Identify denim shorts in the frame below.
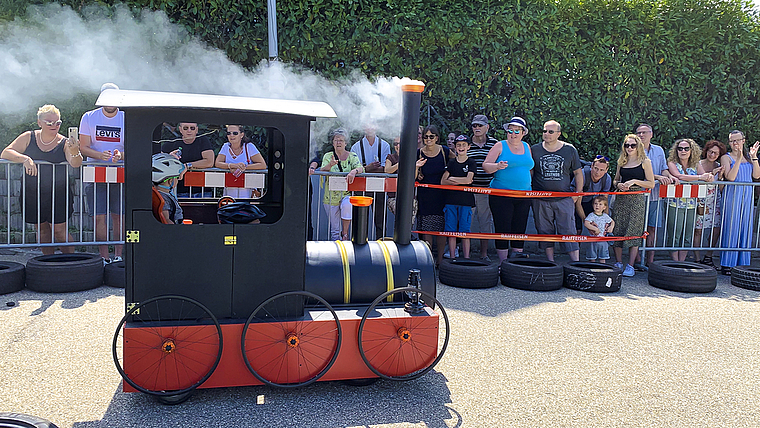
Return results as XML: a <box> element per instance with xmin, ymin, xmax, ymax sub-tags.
<box><xmin>444</xmin><ymin>204</ymin><xmax>473</xmax><ymax>233</ymax></box>
<box><xmin>586</xmin><ymin>241</ymin><xmax>610</xmax><ymax>260</ymax></box>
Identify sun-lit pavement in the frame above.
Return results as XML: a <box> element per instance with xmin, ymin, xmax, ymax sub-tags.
<box><xmin>1</xmin><ymin>249</ymin><xmax>759</xmax><ymax>428</ymax></box>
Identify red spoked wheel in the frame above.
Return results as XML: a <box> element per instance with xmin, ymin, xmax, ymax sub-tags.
<box><xmin>241</xmin><ymin>291</ymin><xmax>341</xmax><ymax>388</ymax></box>
<box><xmin>358</xmin><ymin>287</ymin><xmax>449</xmax><ymax>381</ymax></box>
<box><xmin>112</xmin><ymin>295</ymin><xmax>223</xmax><ymax>400</ymax></box>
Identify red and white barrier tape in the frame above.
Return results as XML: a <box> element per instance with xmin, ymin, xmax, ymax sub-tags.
<box><xmin>659</xmin><ymin>184</ymin><xmax>708</xmax><ymax>198</ymax></box>
<box><xmin>327</xmin><ymin>176</ymin><xmax>397</xmax><ymax>193</ymax></box>
<box><xmin>415</xmin><ymin>183</ymin><xmax>649</xmax><ymax>198</ymax></box>
<box><xmin>183</xmin><ymin>171</ymin><xmax>265</xmax><ymax>189</ymax></box>
<box><xmin>82</xmin><ymin>166</ymin><xmax>124</xmax><ymax>183</ymax></box>
<box><xmin>415</xmin><ymin>230</ymin><xmax>648</xmax><ymax>243</ymax></box>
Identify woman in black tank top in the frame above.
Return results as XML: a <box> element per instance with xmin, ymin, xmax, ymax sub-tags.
<box><xmin>1</xmin><ymin>105</ymin><xmax>82</xmax><ymax>254</ymax></box>
<box><xmin>610</xmin><ymin>134</ymin><xmax>655</xmax><ymax>275</ymax></box>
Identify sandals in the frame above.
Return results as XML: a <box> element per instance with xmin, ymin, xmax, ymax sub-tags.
<box><xmin>699</xmin><ymin>256</ymin><xmax>718</xmax><ymax>270</ymax></box>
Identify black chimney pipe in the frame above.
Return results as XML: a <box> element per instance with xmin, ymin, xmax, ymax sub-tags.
<box><xmin>393</xmin><ymin>82</ymin><xmax>424</xmax><ymax>245</ymax></box>
<box><xmin>350</xmin><ymin>196</ymin><xmax>372</xmax><ymax>245</ymax></box>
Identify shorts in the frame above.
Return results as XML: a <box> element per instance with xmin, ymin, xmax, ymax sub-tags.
<box><xmin>85</xmin><ymin>183</ymin><xmax>124</xmax><ymax>216</ymax></box>
<box><xmin>444</xmin><ymin>205</ymin><xmax>473</xmax><ymax>233</ymax></box>
<box><xmin>647</xmin><ymin>199</ymin><xmax>665</xmax><ymax>228</ymax></box>
<box><xmin>532</xmin><ymin>197</ymin><xmax>579</xmax><ymax>252</ymax></box>
<box><xmin>472</xmin><ymin>193</ymin><xmax>494</xmax><ymax>234</ymax></box>
<box><xmin>586</xmin><ymin>241</ymin><xmax>610</xmax><ymax>260</ymax></box>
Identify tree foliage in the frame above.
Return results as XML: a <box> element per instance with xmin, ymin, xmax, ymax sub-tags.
<box><xmin>3</xmin><ymin>0</ymin><xmax>760</xmax><ymax>159</ymax></box>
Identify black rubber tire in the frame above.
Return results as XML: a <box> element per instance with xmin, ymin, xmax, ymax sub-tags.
<box><xmin>342</xmin><ymin>378</ymin><xmax>380</xmax><ymax>387</ymax></box>
<box><xmin>155</xmin><ymin>390</ymin><xmax>193</xmax><ymax>405</ymax></box>
<box><xmin>647</xmin><ymin>260</ymin><xmax>717</xmax><ymax>293</ymax></box>
<box><xmin>438</xmin><ymin>259</ymin><xmax>499</xmax><ymax>288</ymax></box>
<box><xmin>730</xmin><ymin>265</ymin><xmax>760</xmax><ymax>291</ymax></box>
<box><xmin>563</xmin><ymin>262</ymin><xmax>622</xmax><ymax>293</ymax></box>
<box><xmin>0</xmin><ymin>262</ymin><xmax>25</xmax><ymax>295</ymax></box>
<box><xmin>103</xmin><ymin>261</ymin><xmax>125</xmax><ymax>288</ymax></box>
<box><xmin>0</xmin><ymin>412</ymin><xmax>59</xmax><ymax>428</ymax></box>
<box><xmin>500</xmin><ymin>259</ymin><xmax>564</xmax><ymax>291</ymax></box>
<box><xmin>26</xmin><ymin>253</ymin><xmax>103</xmax><ymax>293</ymax></box>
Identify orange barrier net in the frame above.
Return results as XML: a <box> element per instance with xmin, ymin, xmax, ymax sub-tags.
<box><xmin>413</xmin><ymin>230</ymin><xmax>648</xmax><ymax>243</ymax></box>
<box><xmin>414</xmin><ymin>183</ymin><xmax>649</xmax><ymax>198</ymax></box>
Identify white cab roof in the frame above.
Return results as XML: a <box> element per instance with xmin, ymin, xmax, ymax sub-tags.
<box><xmin>96</xmin><ymin>89</ymin><xmax>337</xmax><ymax>118</ymax></box>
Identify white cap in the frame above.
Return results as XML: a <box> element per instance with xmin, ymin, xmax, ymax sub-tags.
<box><xmin>100</xmin><ymin>82</ymin><xmax>119</xmax><ymax>92</ymax></box>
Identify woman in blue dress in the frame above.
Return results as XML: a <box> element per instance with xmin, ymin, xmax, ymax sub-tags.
<box><xmin>719</xmin><ymin>130</ymin><xmax>760</xmax><ymax>275</ymax></box>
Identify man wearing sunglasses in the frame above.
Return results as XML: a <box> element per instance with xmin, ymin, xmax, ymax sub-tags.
<box><xmin>572</xmin><ymin>156</ymin><xmax>612</xmax><ymax>234</ymax></box>
<box><xmin>468</xmin><ymin>114</ymin><xmax>499</xmax><ymax>261</ymax></box>
<box><xmin>161</xmin><ymin>122</ymin><xmax>214</xmax><ymax>197</ymax></box>
<box><xmin>79</xmin><ymin>83</ymin><xmax>126</xmax><ymax>264</ymax></box>
<box><xmin>532</xmin><ymin>120</ymin><xmax>583</xmax><ymax>262</ymax></box>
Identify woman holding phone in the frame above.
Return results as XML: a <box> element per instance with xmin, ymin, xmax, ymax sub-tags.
<box><xmin>1</xmin><ymin>104</ymin><xmax>82</xmax><ymax>254</ymax></box>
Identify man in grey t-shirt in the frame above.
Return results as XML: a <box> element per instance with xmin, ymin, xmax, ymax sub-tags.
<box><xmin>531</xmin><ymin>120</ymin><xmax>583</xmax><ymax>261</ymax></box>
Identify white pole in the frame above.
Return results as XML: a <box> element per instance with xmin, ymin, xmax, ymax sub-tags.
<box><xmin>267</xmin><ymin>0</ymin><xmax>278</xmax><ymax>61</ymax></box>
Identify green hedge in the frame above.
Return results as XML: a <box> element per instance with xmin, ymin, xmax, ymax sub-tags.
<box><xmin>3</xmin><ymin>0</ymin><xmax>759</xmax><ymax>161</ymax></box>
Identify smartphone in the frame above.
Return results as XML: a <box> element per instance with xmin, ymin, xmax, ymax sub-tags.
<box><xmin>68</xmin><ymin>127</ymin><xmax>78</xmax><ymax>141</ymax></box>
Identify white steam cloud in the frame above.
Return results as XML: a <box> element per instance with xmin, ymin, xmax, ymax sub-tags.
<box><xmin>0</xmin><ymin>3</ymin><xmax>408</xmax><ymax>150</ymax></box>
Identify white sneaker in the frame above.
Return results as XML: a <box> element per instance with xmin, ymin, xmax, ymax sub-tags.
<box><xmin>443</xmin><ymin>249</ymin><xmax>451</xmax><ymax>258</ymax></box>
<box><xmin>622</xmin><ymin>264</ymin><xmax>635</xmax><ymax>277</ymax></box>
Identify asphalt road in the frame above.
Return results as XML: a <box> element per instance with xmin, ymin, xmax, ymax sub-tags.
<box><xmin>1</xmin><ymin>251</ymin><xmax>759</xmax><ymax>428</ymax></box>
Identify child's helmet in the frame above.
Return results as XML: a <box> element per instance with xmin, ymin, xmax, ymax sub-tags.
<box><xmin>152</xmin><ymin>153</ymin><xmax>185</xmax><ymax>184</ymax></box>
<box><xmin>217</xmin><ymin>202</ymin><xmax>266</xmax><ymax>224</ymax></box>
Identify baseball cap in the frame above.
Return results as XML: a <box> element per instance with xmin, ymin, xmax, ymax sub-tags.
<box><xmin>471</xmin><ymin>115</ymin><xmax>489</xmax><ymax>126</ymax></box>
<box><xmin>455</xmin><ymin>134</ymin><xmax>470</xmax><ymax>144</ymax></box>
<box><xmin>100</xmin><ymin>82</ymin><xmax>119</xmax><ymax>92</ymax></box>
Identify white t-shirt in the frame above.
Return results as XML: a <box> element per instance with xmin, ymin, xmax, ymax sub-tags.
<box><xmin>350</xmin><ymin>136</ymin><xmax>390</xmax><ymax>166</ymax></box>
<box><xmin>79</xmin><ymin>108</ymin><xmax>125</xmax><ymax>161</ymax></box>
<box><xmin>219</xmin><ymin>142</ymin><xmax>261</xmax><ymax>199</ymax></box>
<box><xmin>218</xmin><ymin>142</ymin><xmax>260</xmax><ymax>164</ymax></box>
<box><xmin>585</xmin><ymin>212</ymin><xmax>613</xmax><ymax>237</ymax></box>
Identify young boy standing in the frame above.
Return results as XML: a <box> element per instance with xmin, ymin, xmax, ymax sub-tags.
<box><xmin>441</xmin><ymin>135</ymin><xmax>477</xmax><ymax>259</ymax></box>
<box><xmin>584</xmin><ymin>195</ymin><xmax>615</xmax><ymax>263</ymax></box>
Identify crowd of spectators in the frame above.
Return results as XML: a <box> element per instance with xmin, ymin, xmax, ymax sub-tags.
<box><xmin>5</xmin><ymin>84</ymin><xmax>760</xmax><ymax>276</ymax></box>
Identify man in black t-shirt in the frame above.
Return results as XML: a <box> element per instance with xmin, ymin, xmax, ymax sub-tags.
<box><xmin>161</xmin><ymin>122</ymin><xmax>214</xmax><ymax>197</ymax></box>
<box><xmin>531</xmin><ymin>120</ymin><xmax>583</xmax><ymax>262</ymax></box>
<box><xmin>441</xmin><ymin>135</ymin><xmax>478</xmax><ymax>259</ymax></box>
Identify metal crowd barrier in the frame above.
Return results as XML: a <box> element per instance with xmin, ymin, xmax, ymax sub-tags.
<box><xmin>640</xmin><ymin>181</ymin><xmax>760</xmax><ymax>257</ymax></box>
<box><xmin>310</xmin><ymin>171</ymin><xmax>399</xmax><ymax>241</ymax></box>
<box><xmin>0</xmin><ymin>160</ymin><xmax>268</xmax><ymax>250</ymax></box>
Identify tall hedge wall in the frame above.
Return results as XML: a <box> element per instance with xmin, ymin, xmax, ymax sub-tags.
<box><xmin>4</xmin><ymin>0</ymin><xmax>760</xmax><ymax>158</ymax></box>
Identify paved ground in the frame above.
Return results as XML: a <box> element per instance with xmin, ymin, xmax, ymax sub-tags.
<box><xmin>1</xmin><ymin>248</ymin><xmax>759</xmax><ymax>427</ymax></box>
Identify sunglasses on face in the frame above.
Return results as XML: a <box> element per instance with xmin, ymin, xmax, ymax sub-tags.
<box><xmin>471</xmin><ymin>124</ymin><xmax>484</xmax><ymax>128</ymax></box>
<box><xmin>624</xmin><ymin>143</ymin><xmax>638</xmax><ymax>149</ymax></box>
<box><xmin>43</xmin><ymin>119</ymin><xmax>62</xmax><ymax>127</ymax></box>
<box><xmin>506</xmin><ymin>129</ymin><xmax>521</xmax><ymax>134</ymax></box>
<box><xmin>677</xmin><ymin>146</ymin><xmax>690</xmax><ymax>151</ymax></box>
<box><xmin>227</xmin><ymin>131</ymin><xmax>240</xmax><ymax>136</ymax></box>
<box><xmin>423</xmin><ymin>135</ymin><xmax>437</xmax><ymax>140</ymax></box>
<box><xmin>542</xmin><ymin>129</ymin><xmax>557</xmax><ymax>134</ymax></box>
<box><xmin>182</xmin><ymin>126</ymin><xmax>197</xmax><ymax>131</ymax></box>
<box><xmin>595</xmin><ymin>155</ymin><xmax>610</xmax><ymax>161</ymax></box>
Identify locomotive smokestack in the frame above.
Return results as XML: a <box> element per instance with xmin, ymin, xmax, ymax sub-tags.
<box><xmin>393</xmin><ymin>81</ymin><xmax>425</xmax><ymax>245</ymax></box>
<box><xmin>350</xmin><ymin>196</ymin><xmax>372</xmax><ymax>245</ymax></box>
